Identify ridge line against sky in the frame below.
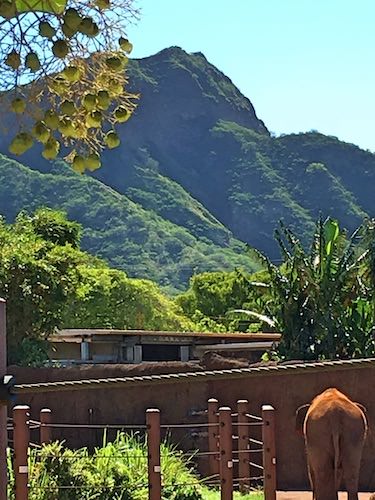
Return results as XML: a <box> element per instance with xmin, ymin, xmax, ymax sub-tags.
<box><xmin>128</xmin><ymin>0</ymin><xmax>375</xmax><ymax>152</ymax></box>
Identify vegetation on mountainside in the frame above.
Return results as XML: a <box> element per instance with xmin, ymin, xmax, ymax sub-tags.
<box><xmin>0</xmin><ymin>48</ymin><xmax>374</xmax><ymax>290</ymax></box>
<box><xmin>0</xmin><ymin>208</ymin><xmax>193</xmax><ymax>365</ymax></box>
<box><xmin>0</xmin><ymin>155</ymin><xmax>260</xmax><ymax>293</ymax></box>
<box><xmin>179</xmin><ymin>217</ymin><xmax>375</xmax><ymax>360</ymax></box>
<box><xmin>87</xmin><ymin>48</ymin><xmax>374</xmax><ymax>262</ymax></box>
<box><xmin>0</xmin><ymin>0</ymin><xmax>138</xmax><ymax>167</ymax></box>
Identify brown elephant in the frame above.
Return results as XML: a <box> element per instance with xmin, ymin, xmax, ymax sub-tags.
<box><xmin>296</xmin><ymin>388</ymin><xmax>367</xmax><ymax>500</ymax></box>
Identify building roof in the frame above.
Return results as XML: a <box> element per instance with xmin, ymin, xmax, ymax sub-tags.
<box><xmin>50</xmin><ymin>329</ymin><xmax>281</xmax><ymax>343</ymax></box>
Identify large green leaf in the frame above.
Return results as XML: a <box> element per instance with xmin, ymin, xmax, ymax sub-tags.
<box><xmin>15</xmin><ymin>0</ymin><xmax>67</xmax><ymax>14</ymax></box>
<box><xmin>323</xmin><ymin>218</ymin><xmax>339</xmax><ymax>256</ymax></box>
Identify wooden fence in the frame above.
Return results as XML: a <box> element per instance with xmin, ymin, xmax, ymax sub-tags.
<box><xmin>6</xmin><ymin>399</ymin><xmax>276</xmax><ymax>500</ymax></box>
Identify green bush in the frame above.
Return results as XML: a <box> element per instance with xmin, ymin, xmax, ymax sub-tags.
<box><xmin>7</xmin><ymin>434</ymin><xmax>203</xmax><ymax>500</ymax></box>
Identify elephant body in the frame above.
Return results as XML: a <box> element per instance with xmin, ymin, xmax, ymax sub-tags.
<box><xmin>296</xmin><ymin>388</ymin><xmax>367</xmax><ymax>500</ymax></box>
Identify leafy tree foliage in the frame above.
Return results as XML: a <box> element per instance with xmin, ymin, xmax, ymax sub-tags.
<box><xmin>0</xmin><ymin>209</ymin><xmax>86</xmax><ymax>363</ymax></box>
<box><xmin>177</xmin><ymin>269</ymin><xmax>268</xmax><ymax>332</ymax></box>
<box><xmin>179</xmin><ymin>217</ymin><xmax>375</xmax><ymax>360</ymax></box>
<box><xmin>63</xmin><ymin>266</ymin><xmax>194</xmax><ymax>331</ymax></box>
<box><xmin>251</xmin><ymin>217</ymin><xmax>375</xmax><ymax>359</ymax></box>
<box><xmin>0</xmin><ymin>156</ymin><xmax>259</xmax><ymax>292</ymax></box>
<box><xmin>0</xmin><ymin>0</ymin><xmax>138</xmax><ymax>167</ymax></box>
<box><xmin>0</xmin><ymin>208</ymin><xmax>193</xmax><ymax>364</ymax></box>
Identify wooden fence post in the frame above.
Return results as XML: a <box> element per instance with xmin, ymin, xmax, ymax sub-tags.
<box><xmin>219</xmin><ymin>407</ymin><xmax>233</xmax><ymax>500</ymax></box>
<box><xmin>0</xmin><ymin>299</ymin><xmax>7</xmax><ymax>500</ymax></box>
<box><xmin>237</xmin><ymin>399</ymin><xmax>250</xmax><ymax>492</ymax></box>
<box><xmin>40</xmin><ymin>408</ymin><xmax>52</xmax><ymax>445</ymax></box>
<box><xmin>147</xmin><ymin>408</ymin><xmax>161</xmax><ymax>500</ymax></box>
<box><xmin>207</xmin><ymin>398</ymin><xmax>219</xmax><ymax>477</ymax></box>
<box><xmin>14</xmin><ymin>405</ymin><xmax>30</xmax><ymax>500</ymax></box>
<box><xmin>262</xmin><ymin>405</ymin><xmax>276</xmax><ymax>500</ymax></box>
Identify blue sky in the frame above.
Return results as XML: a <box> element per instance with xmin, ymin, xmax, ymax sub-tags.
<box><xmin>127</xmin><ymin>0</ymin><xmax>375</xmax><ymax>151</ymax></box>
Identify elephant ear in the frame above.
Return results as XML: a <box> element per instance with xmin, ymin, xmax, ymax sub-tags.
<box><xmin>355</xmin><ymin>403</ymin><xmax>368</xmax><ymax>426</ymax></box>
<box><xmin>295</xmin><ymin>404</ymin><xmax>310</xmax><ymax>434</ymax></box>
<box><xmin>355</xmin><ymin>403</ymin><xmax>367</xmax><ymax>415</ymax></box>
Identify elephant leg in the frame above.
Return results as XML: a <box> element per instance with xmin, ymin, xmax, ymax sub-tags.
<box><xmin>306</xmin><ymin>453</ymin><xmax>337</xmax><ymax>500</ymax></box>
<box><xmin>341</xmin><ymin>446</ymin><xmax>363</xmax><ymax>500</ymax></box>
<box><xmin>307</xmin><ymin>456</ymin><xmax>316</xmax><ymax>499</ymax></box>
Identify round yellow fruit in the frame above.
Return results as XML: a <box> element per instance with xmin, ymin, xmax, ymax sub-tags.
<box><xmin>52</xmin><ymin>40</ymin><xmax>69</xmax><ymax>58</ymax></box>
<box><xmin>97</xmin><ymin>90</ymin><xmax>110</xmax><ymax>110</ymax></box>
<box><xmin>31</xmin><ymin>121</ymin><xmax>50</xmax><ymax>144</ymax></box>
<box><xmin>119</xmin><ymin>37</ymin><xmax>133</xmax><ymax>54</ymax></box>
<box><xmin>104</xmin><ymin>131</ymin><xmax>120</xmax><ymax>149</ymax></box>
<box><xmin>42</xmin><ymin>137</ymin><xmax>60</xmax><ymax>160</ymax></box>
<box><xmin>85</xmin><ymin>111</ymin><xmax>102</xmax><ymax>128</ymax></box>
<box><xmin>82</xmin><ymin>93</ymin><xmax>97</xmax><ymax>111</ymax></box>
<box><xmin>114</xmin><ymin>106</ymin><xmax>131</xmax><ymax>123</ymax></box>
<box><xmin>39</xmin><ymin>21</ymin><xmax>56</xmax><ymax>39</ymax></box>
<box><xmin>49</xmin><ymin>76</ymin><xmax>68</xmax><ymax>95</ymax></box>
<box><xmin>85</xmin><ymin>153</ymin><xmax>101</xmax><ymax>171</ymax></box>
<box><xmin>105</xmin><ymin>56</ymin><xmax>127</xmax><ymax>71</ymax></box>
<box><xmin>9</xmin><ymin>133</ymin><xmax>33</xmax><ymax>156</ymax></box>
<box><xmin>44</xmin><ymin>110</ymin><xmax>60</xmax><ymax>129</ymax></box>
<box><xmin>63</xmin><ymin>8</ymin><xmax>81</xmax><ymax>30</ymax></box>
<box><xmin>0</xmin><ymin>0</ymin><xmax>16</xmax><ymax>19</ymax></box>
<box><xmin>5</xmin><ymin>50</ymin><xmax>21</xmax><ymax>70</ymax></box>
<box><xmin>58</xmin><ymin>118</ymin><xmax>77</xmax><ymax>137</ymax></box>
<box><xmin>11</xmin><ymin>98</ymin><xmax>26</xmax><ymax>114</ymax></box>
<box><xmin>62</xmin><ymin>65</ymin><xmax>82</xmax><ymax>83</ymax></box>
<box><xmin>72</xmin><ymin>155</ymin><xmax>85</xmax><ymax>173</ymax></box>
<box><xmin>25</xmin><ymin>52</ymin><xmax>41</xmax><ymax>72</ymax></box>
<box><xmin>95</xmin><ymin>0</ymin><xmax>110</xmax><ymax>9</ymax></box>
<box><xmin>60</xmin><ymin>100</ymin><xmax>76</xmax><ymax>116</ymax></box>
<box><xmin>108</xmin><ymin>80</ymin><xmax>123</xmax><ymax>96</ymax></box>
<box><xmin>79</xmin><ymin>17</ymin><xmax>99</xmax><ymax>37</ymax></box>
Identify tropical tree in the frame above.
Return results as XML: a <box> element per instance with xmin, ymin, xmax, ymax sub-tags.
<box><xmin>0</xmin><ymin>208</ymin><xmax>86</xmax><ymax>363</ymax></box>
<box><xmin>248</xmin><ymin>217</ymin><xmax>375</xmax><ymax>360</ymax></box>
<box><xmin>62</xmin><ymin>266</ymin><xmax>194</xmax><ymax>332</ymax></box>
<box><xmin>176</xmin><ymin>269</ymin><xmax>269</xmax><ymax>332</ymax></box>
<box><xmin>0</xmin><ymin>208</ymin><xmax>194</xmax><ymax>364</ymax></box>
<box><xmin>0</xmin><ymin>0</ymin><xmax>138</xmax><ymax>170</ymax></box>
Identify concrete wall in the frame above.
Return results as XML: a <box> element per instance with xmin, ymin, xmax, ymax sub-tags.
<box><xmin>9</xmin><ymin>362</ymin><xmax>375</xmax><ymax>491</ymax></box>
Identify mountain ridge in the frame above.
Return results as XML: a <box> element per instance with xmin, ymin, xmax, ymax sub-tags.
<box><xmin>0</xmin><ymin>46</ymin><xmax>374</xmax><ymax>288</ymax></box>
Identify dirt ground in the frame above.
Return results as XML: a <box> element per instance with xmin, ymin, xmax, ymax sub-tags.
<box><xmin>277</xmin><ymin>493</ymin><xmax>373</xmax><ymax>499</ymax></box>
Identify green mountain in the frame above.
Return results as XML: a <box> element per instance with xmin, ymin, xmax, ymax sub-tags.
<box><xmin>0</xmin><ymin>156</ymin><xmax>258</xmax><ymax>292</ymax></box>
<box><xmin>96</xmin><ymin>47</ymin><xmax>374</xmax><ymax>256</ymax></box>
<box><xmin>0</xmin><ymin>46</ymin><xmax>374</xmax><ymax>288</ymax></box>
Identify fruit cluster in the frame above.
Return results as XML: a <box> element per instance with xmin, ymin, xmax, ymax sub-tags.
<box><xmin>0</xmin><ymin>0</ymin><xmax>138</xmax><ymax>172</ymax></box>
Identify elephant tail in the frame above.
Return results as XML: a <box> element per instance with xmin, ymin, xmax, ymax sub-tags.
<box><xmin>333</xmin><ymin>430</ymin><xmax>341</xmax><ymax>491</ymax></box>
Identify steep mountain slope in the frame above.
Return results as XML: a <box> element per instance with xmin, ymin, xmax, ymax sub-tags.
<box><xmin>96</xmin><ymin>47</ymin><xmax>372</xmax><ymax>256</ymax></box>
<box><xmin>0</xmin><ymin>46</ymin><xmax>374</xmax><ymax>282</ymax></box>
<box><xmin>0</xmin><ymin>156</ymin><xmax>259</xmax><ymax>292</ymax></box>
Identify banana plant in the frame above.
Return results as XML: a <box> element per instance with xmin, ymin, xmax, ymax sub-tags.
<box><xmin>234</xmin><ymin>217</ymin><xmax>375</xmax><ymax>360</ymax></box>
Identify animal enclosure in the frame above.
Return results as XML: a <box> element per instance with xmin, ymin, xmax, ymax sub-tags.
<box><xmin>5</xmin><ymin>398</ymin><xmax>276</xmax><ymax>500</ymax></box>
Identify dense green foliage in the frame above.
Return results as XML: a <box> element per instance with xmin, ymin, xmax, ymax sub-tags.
<box><xmin>0</xmin><ymin>156</ymin><xmax>259</xmax><ymax>293</ymax></box>
<box><xmin>176</xmin><ymin>269</ymin><xmax>268</xmax><ymax>333</ymax></box>
<box><xmin>0</xmin><ymin>208</ymin><xmax>193</xmax><ymax>364</ymax></box>
<box><xmin>254</xmin><ymin>217</ymin><xmax>375</xmax><ymax>359</ymax></box>
<box><xmin>1</xmin><ymin>47</ymin><xmax>374</xmax><ymax>291</ymax></box>
<box><xmin>180</xmin><ymin>217</ymin><xmax>375</xmax><ymax>360</ymax></box>
<box><xmin>7</xmin><ymin>434</ymin><xmax>203</xmax><ymax>500</ymax></box>
<box><xmin>7</xmin><ymin>435</ymin><xmax>263</xmax><ymax>499</ymax></box>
